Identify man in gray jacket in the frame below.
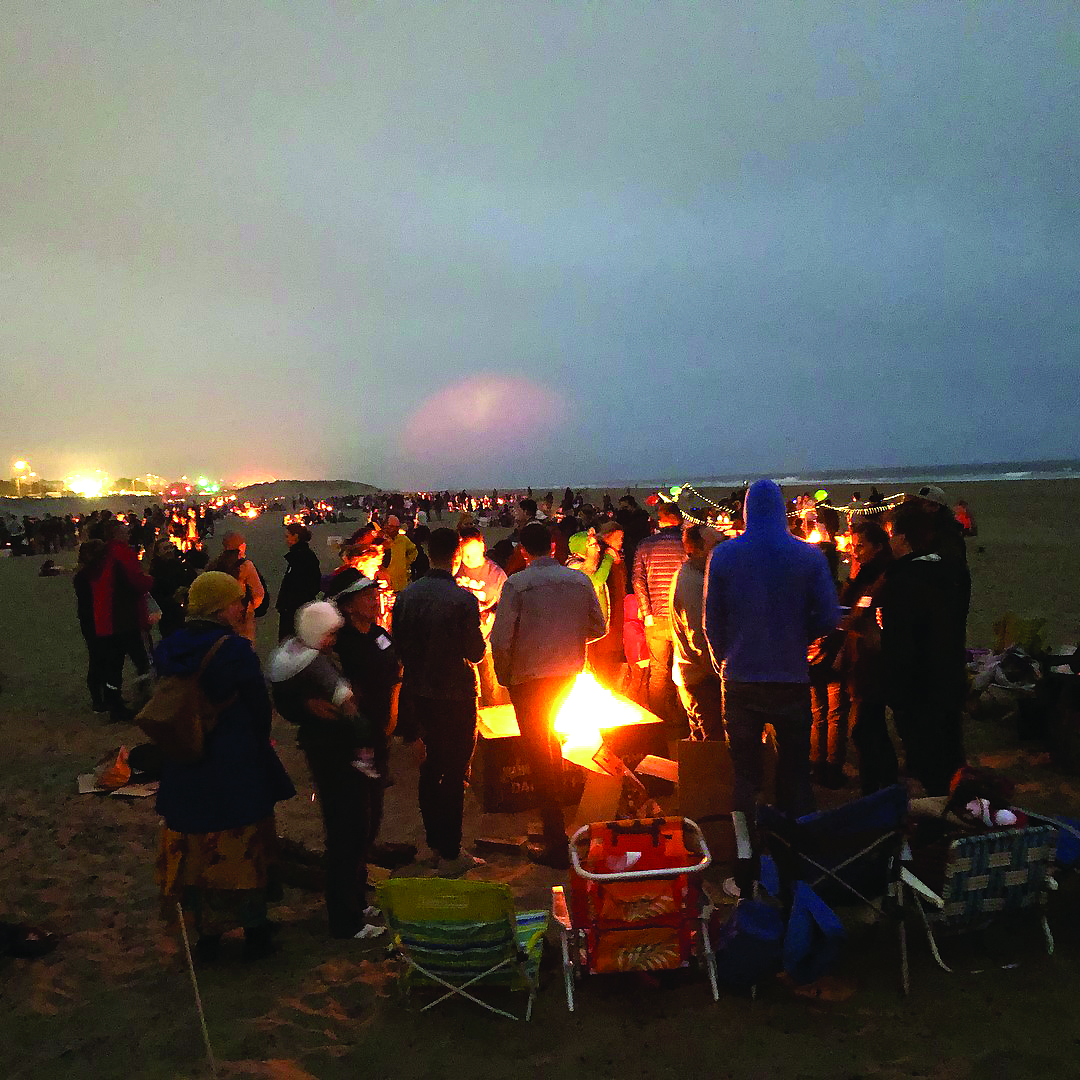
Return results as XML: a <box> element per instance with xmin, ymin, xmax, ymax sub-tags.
<box><xmin>491</xmin><ymin>522</ymin><xmax>606</xmax><ymax>868</ymax></box>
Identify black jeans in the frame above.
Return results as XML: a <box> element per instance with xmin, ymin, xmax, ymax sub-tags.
<box><xmin>98</xmin><ymin>631</ymin><xmax>151</xmax><ymax>700</ymax></box>
<box><xmin>892</xmin><ymin>703</ymin><xmax>965</xmax><ymax>797</ymax></box>
<box><xmin>508</xmin><ymin>676</ymin><xmax>576</xmax><ymax>850</ymax></box>
<box><xmin>677</xmin><ymin>675</ymin><xmax>724</xmax><ymax>740</ymax></box>
<box><xmin>304</xmin><ymin>746</ymin><xmax>372</xmax><ymax>935</ymax></box>
<box><xmin>848</xmin><ymin>691</ymin><xmax>899</xmax><ymax>795</ymax></box>
<box><xmin>722</xmin><ymin>681</ymin><xmax>815</xmax><ymax>819</ymax></box>
<box><xmin>416</xmin><ymin>696</ymin><xmax>478</xmax><ymax>859</ymax></box>
<box><xmin>644</xmin><ymin>625</ymin><xmax>683</xmax><ymax>729</ymax></box>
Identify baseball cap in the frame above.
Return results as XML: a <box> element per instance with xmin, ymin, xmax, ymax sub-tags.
<box><xmin>915</xmin><ymin>485</ymin><xmax>948</xmax><ymax>507</ymax></box>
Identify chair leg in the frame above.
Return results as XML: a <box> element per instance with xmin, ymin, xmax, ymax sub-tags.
<box><xmin>560</xmin><ymin>928</ymin><xmax>575</xmax><ymax>1013</ymax></box>
<box><xmin>700</xmin><ymin>916</ymin><xmax>719</xmax><ymax>1003</ymax></box>
<box><xmin>1042</xmin><ymin>915</ymin><xmax>1054</xmax><ymax>956</ymax></box>
<box><xmin>897</xmin><ymin>881</ymin><xmax>910</xmax><ymax>996</ymax></box>
<box><xmin>912</xmin><ymin>894</ymin><xmax>952</xmax><ymax>973</ymax></box>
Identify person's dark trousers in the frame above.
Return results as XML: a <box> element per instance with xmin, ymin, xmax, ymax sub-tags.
<box><xmin>83</xmin><ymin>633</ymin><xmax>107</xmax><ymax>710</ymax></box>
<box><xmin>508</xmin><ymin>676</ymin><xmax>576</xmax><ymax>851</ymax></box>
<box><xmin>676</xmin><ymin>675</ymin><xmax>723</xmax><ymax>740</ymax></box>
<box><xmin>278</xmin><ymin>609</ymin><xmax>297</xmax><ymax>642</ymax></box>
<box><xmin>415</xmin><ymin>696</ymin><xmax>478</xmax><ymax>859</ymax></box>
<box><xmin>892</xmin><ymin>704</ymin><xmax>964</xmax><ymax>796</ymax></box>
<box><xmin>304</xmin><ymin>746</ymin><xmax>371</xmax><ymax>936</ymax></box>
<box><xmin>643</xmin><ymin>624</ymin><xmax>685</xmax><ymax>730</ymax></box>
<box><xmin>722</xmin><ymin>681</ymin><xmax>816</xmax><ymax>819</ymax></box>
<box><xmin>848</xmin><ymin>691</ymin><xmax>899</xmax><ymax>795</ymax></box>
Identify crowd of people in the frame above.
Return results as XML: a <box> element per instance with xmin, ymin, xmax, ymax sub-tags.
<box><xmin>58</xmin><ymin>479</ymin><xmax>973</xmax><ymax>954</ymax></box>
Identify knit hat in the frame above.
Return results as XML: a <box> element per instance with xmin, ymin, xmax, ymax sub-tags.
<box><xmin>296</xmin><ymin>600</ymin><xmax>344</xmax><ymax>648</ymax></box>
<box><xmin>187</xmin><ymin>571</ymin><xmax>245</xmax><ymax>618</ymax></box>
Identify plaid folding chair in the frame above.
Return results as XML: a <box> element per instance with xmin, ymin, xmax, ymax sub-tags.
<box><xmin>376</xmin><ymin>877</ymin><xmax>548</xmax><ymax>1020</ymax></box>
<box><xmin>899</xmin><ymin>823</ymin><xmax>1059</xmax><ymax>994</ymax></box>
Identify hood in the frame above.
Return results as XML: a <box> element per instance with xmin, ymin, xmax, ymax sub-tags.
<box><xmin>743</xmin><ymin>479</ymin><xmax>793</xmax><ymax>540</ymax></box>
<box><xmin>268</xmin><ymin>638</ymin><xmax>320</xmax><ymax>683</ymax></box>
<box><xmin>154</xmin><ymin>620</ymin><xmax>231</xmax><ymax>677</ymax></box>
<box><xmin>567</xmin><ymin>532</ymin><xmax>589</xmax><ymax>557</ymax></box>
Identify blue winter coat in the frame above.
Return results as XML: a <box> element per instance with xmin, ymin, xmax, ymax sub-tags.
<box><xmin>704</xmin><ymin>480</ymin><xmax>840</xmax><ymax>684</ymax></box>
<box><xmin>154</xmin><ymin>620</ymin><xmax>295</xmax><ymax>833</ymax></box>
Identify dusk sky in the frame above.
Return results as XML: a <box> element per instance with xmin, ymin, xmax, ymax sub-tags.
<box><xmin>3</xmin><ymin>3</ymin><xmax>1077</xmax><ymax>488</ymax></box>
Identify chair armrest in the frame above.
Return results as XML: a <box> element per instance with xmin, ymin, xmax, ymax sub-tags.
<box><xmin>900</xmin><ymin>867</ymin><xmax>945</xmax><ymax>908</ymax></box>
<box><xmin>551</xmin><ymin>886</ymin><xmax>571</xmax><ymax>930</ymax></box>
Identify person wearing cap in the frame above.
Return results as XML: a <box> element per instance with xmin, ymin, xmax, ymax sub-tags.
<box><xmin>565</xmin><ymin>522</ymin><xmax>625</xmax><ymax>689</ymax></box>
<box><xmin>154</xmin><ymin>572</ymin><xmax>296</xmax><ymax>963</ymax></box>
<box><xmin>276</xmin><ymin>523</ymin><xmax>322</xmax><ymax>641</ymax></box>
<box><xmin>269</xmin><ymin>601</ymin><xmax>379</xmax><ymax>938</ymax></box>
<box><xmin>379</xmin><ymin>515</ymin><xmax>418</xmax><ymax>593</ymax></box>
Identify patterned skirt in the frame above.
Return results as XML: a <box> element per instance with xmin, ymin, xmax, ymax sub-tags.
<box><xmin>156</xmin><ymin>816</ymin><xmax>279</xmax><ymax>932</ymax></box>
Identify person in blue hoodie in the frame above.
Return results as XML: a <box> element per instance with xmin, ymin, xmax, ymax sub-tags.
<box><xmin>704</xmin><ymin>479</ymin><xmax>839</xmax><ymax>893</ymax></box>
<box><xmin>154</xmin><ymin>572</ymin><xmax>296</xmax><ymax>962</ymax></box>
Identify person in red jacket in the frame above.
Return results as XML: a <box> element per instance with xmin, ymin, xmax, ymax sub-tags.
<box><xmin>87</xmin><ymin>519</ymin><xmax>154</xmax><ymax>720</ymax></box>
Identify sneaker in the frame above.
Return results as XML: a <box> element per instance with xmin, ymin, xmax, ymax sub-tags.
<box><xmin>352</xmin><ymin>924</ymin><xmax>386</xmax><ymax>941</ymax></box>
<box><xmin>436</xmin><ymin>852</ymin><xmax>487</xmax><ymax>877</ymax></box>
<box><xmin>362</xmin><ymin>905</ymin><xmax>381</xmax><ymax>919</ymax></box>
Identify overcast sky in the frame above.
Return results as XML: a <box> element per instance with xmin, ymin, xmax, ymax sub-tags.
<box><xmin>3</xmin><ymin>3</ymin><xmax>1077</xmax><ymax>488</ymax></box>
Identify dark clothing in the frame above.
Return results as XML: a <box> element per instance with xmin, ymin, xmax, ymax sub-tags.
<box><xmin>150</xmin><ymin>553</ymin><xmax>196</xmax><ymax>638</ymax></box>
<box><xmin>276</xmin><ymin>541</ymin><xmax>321</xmax><ymax>640</ymax></box>
<box><xmin>392</xmin><ymin>570</ymin><xmax>485</xmax><ymax>701</ymax></box>
<box><xmin>414</xmin><ymin>696</ymin><xmax>478</xmax><ymax>859</ymax></box>
<box><xmin>616</xmin><ymin>506</ymin><xmax>652</xmax><ymax>594</ymax></box>
<box><xmin>723</xmin><ymin>681</ymin><xmax>815</xmax><ymax>818</ymax></box>
<box><xmin>705</xmin><ymin>480</ymin><xmax>839</xmax><ymax>684</ymax></box>
<box><xmin>322</xmin><ymin>565</ymin><xmax>362</xmax><ymax>598</ymax></box>
<box><xmin>677</xmin><ymin>674</ymin><xmax>723</xmax><ymax>741</ymax></box>
<box><xmin>304</xmin><ymin>745</ymin><xmax>374</xmax><ymax>935</ymax></box>
<box><xmin>334</xmin><ymin>623</ymin><xmax>401</xmax><ymax>741</ymax></box>
<box><xmin>154</xmin><ymin>621</ymin><xmax>295</xmax><ymax>834</ymax></box>
<box><xmin>508</xmin><ymin>677</ymin><xmax>575</xmax><ymax>851</ymax></box>
<box><xmin>880</xmin><ymin>552</ymin><xmax>967</xmax><ymax>795</ymax></box>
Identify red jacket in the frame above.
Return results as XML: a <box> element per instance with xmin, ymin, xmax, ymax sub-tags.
<box><xmin>89</xmin><ymin>541</ymin><xmax>154</xmax><ymax>637</ymax></box>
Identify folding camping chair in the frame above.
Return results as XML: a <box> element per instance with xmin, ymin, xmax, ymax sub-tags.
<box><xmin>759</xmin><ymin>784</ymin><xmax>910</xmax><ymax>918</ymax></box>
<box><xmin>551</xmin><ymin>816</ymin><xmax>717</xmax><ymax>1012</ymax></box>
<box><xmin>376</xmin><ymin>877</ymin><xmax>549</xmax><ymax>1020</ymax></box>
<box><xmin>898</xmin><ymin>823</ymin><xmax>1059</xmax><ymax>994</ymax></box>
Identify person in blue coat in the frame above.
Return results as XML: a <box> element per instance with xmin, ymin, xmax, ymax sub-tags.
<box><xmin>704</xmin><ymin>479</ymin><xmax>839</xmax><ymax>894</ymax></box>
<box><xmin>154</xmin><ymin>572</ymin><xmax>295</xmax><ymax>962</ymax></box>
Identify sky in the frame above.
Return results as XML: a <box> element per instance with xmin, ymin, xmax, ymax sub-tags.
<box><xmin>2</xmin><ymin>2</ymin><xmax>1077</xmax><ymax>489</ymax></box>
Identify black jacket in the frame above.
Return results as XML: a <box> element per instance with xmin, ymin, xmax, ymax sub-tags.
<box><xmin>391</xmin><ymin>570</ymin><xmax>485</xmax><ymax>701</ymax></box>
<box><xmin>880</xmin><ymin>552</ymin><xmax>967</xmax><ymax>712</ymax></box>
<box><xmin>276</xmin><ymin>541</ymin><xmax>322</xmax><ymax>615</ymax></box>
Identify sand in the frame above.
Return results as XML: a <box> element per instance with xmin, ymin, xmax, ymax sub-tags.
<box><xmin>2</xmin><ymin>480</ymin><xmax>1079</xmax><ymax>1079</ymax></box>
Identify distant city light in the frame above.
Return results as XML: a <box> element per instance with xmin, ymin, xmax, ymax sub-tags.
<box><xmin>66</xmin><ymin>472</ymin><xmax>107</xmax><ymax>497</ymax></box>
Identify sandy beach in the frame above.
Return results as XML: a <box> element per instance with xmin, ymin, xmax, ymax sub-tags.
<box><xmin>2</xmin><ymin>478</ymin><xmax>1079</xmax><ymax>1079</ymax></box>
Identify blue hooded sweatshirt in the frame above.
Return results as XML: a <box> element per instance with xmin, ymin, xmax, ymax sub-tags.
<box><xmin>704</xmin><ymin>479</ymin><xmax>840</xmax><ymax>684</ymax></box>
<box><xmin>154</xmin><ymin>620</ymin><xmax>295</xmax><ymax>833</ymax></box>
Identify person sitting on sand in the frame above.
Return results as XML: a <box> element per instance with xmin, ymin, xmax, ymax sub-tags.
<box><xmin>155</xmin><ymin>572</ymin><xmax>296</xmax><ymax>963</ymax></box>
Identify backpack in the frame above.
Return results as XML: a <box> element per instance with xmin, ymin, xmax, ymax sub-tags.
<box><xmin>134</xmin><ymin>636</ymin><xmax>236</xmax><ymax>763</ymax></box>
<box><xmin>253</xmin><ymin>565</ymin><xmax>271</xmax><ymax>617</ymax></box>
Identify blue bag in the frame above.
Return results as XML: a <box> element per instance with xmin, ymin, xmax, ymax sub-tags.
<box><xmin>783</xmin><ymin>881</ymin><xmax>846</xmax><ymax>985</ymax></box>
<box><xmin>712</xmin><ymin>899</ymin><xmax>784</xmax><ymax>988</ymax></box>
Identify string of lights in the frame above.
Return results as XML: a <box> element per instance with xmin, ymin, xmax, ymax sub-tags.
<box><xmin>653</xmin><ymin>481</ymin><xmax>912</xmax><ymax>528</ymax></box>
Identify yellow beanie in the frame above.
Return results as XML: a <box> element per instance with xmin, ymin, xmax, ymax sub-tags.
<box><xmin>187</xmin><ymin>571</ymin><xmax>245</xmax><ymax>618</ymax></box>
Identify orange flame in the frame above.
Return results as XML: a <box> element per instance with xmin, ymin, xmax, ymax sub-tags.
<box><xmin>553</xmin><ymin>673</ymin><xmax>645</xmax><ymax>751</ymax></box>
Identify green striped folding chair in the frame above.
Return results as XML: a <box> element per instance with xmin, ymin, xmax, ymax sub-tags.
<box><xmin>376</xmin><ymin>877</ymin><xmax>548</xmax><ymax>1020</ymax></box>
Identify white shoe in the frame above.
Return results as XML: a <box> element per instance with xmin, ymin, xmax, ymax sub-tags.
<box><xmin>352</xmin><ymin>924</ymin><xmax>386</xmax><ymax>940</ymax></box>
<box><xmin>436</xmin><ymin>852</ymin><xmax>487</xmax><ymax>878</ymax></box>
<box><xmin>722</xmin><ymin>877</ymin><xmax>741</xmax><ymax>899</ymax></box>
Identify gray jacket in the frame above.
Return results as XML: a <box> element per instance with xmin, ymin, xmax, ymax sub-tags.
<box><xmin>491</xmin><ymin>557</ymin><xmax>606</xmax><ymax>686</ymax></box>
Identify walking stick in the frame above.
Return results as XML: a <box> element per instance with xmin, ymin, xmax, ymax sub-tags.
<box><xmin>176</xmin><ymin>901</ymin><xmax>219</xmax><ymax>1078</ymax></box>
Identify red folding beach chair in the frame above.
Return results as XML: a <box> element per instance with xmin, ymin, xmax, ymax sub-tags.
<box><xmin>551</xmin><ymin>816</ymin><xmax>717</xmax><ymax>1011</ymax></box>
